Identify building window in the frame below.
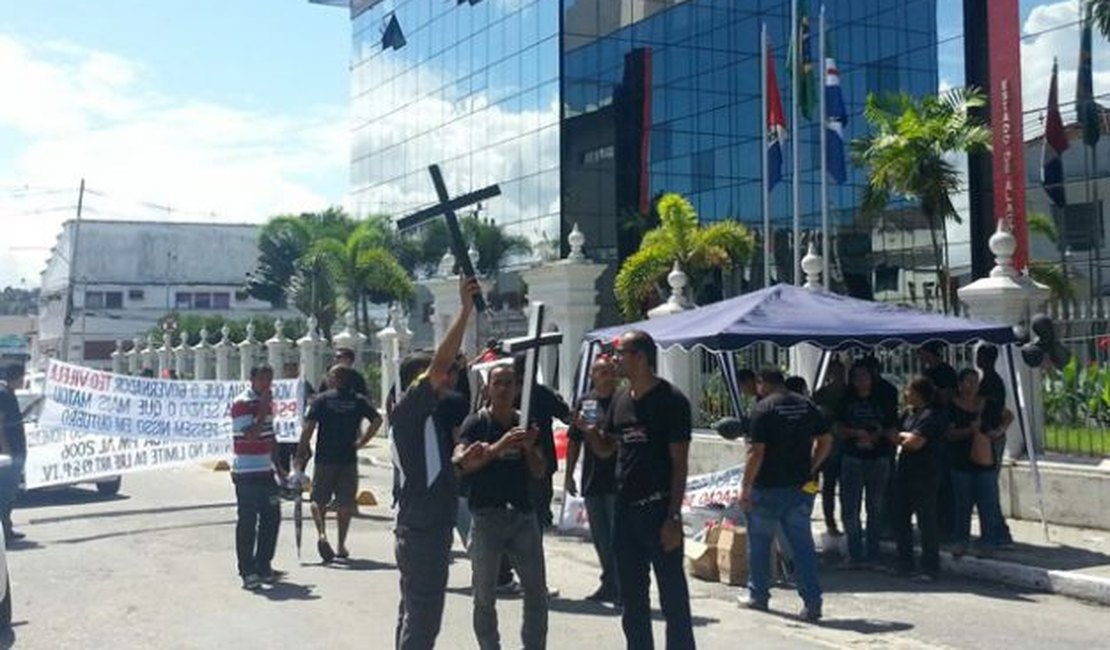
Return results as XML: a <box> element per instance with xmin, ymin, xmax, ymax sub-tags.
<box><xmin>85</xmin><ymin>291</ymin><xmax>105</xmax><ymax>309</ymax></box>
<box><xmin>104</xmin><ymin>292</ymin><xmax>123</xmax><ymax>309</ymax></box>
<box><xmin>175</xmin><ymin>293</ymin><xmax>192</xmax><ymax>310</ymax></box>
<box><xmin>193</xmin><ymin>293</ymin><xmax>212</xmax><ymax>310</ymax></box>
<box><xmin>128</xmin><ymin>289</ymin><xmax>144</xmax><ymax>301</ymax></box>
<box><xmin>212</xmin><ymin>293</ymin><xmax>231</xmax><ymax>310</ymax></box>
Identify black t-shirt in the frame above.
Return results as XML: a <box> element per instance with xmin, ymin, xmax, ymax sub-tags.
<box><xmin>517</xmin><ymin>384</ymin><xmax>571</xmax><ymax>476</ymax></box>
<box><xmin>318</xmin><ymin>368</ymin><xmax>370</xmax><ymax>398</ymax></box>
<box><xmin>0</xmin><ymin>384</ymin><xmax>26</xmax><ymax>461</ymax></box>
<box><xmin>837</xmin><ymin>392</ymin><xmax>897</xmax><ymax>459</ymax></box>
<box><xmin>979</xmin><ymin>371</ymin><xmax>1006</xmax><ymax>431</ymax></box>
<box><xmin>567</xmin><ymin>392</ymin><xmax>616</xmax><ymax>497</ymax></box>
<box><xmin>925</xmin><ymin>363</ymin><xmax>958</xmax><ymax>401</ymax></box>
<box><xmin>391</xmin><ymin>377</ymin><xmax>458</xmax><ymax>529</ymax></box>
<box><xmin>606</xmin><ymin>380</ymin><xmax>691</xmax><ymax>503</ymax></box>
<box><xmin>896</xmin><ymin>406</ymin><xmax>947</xmax><ymax>478</ymax></box>
<box><xmin>305</xmin><ymin>389</ymin><xmax>379</xmax><ymax>465</ymax></box>
<box><xmin>750</xmin><ymin>391</ymin><xmax>827</xmax><ymax>489</ymax></box>
<box><xmin>459</xmin><ymin>410</ymin><xmax>533</xmax><ymax>511</ymax></box>
<box><xmin>948</xmin><ymin>401</ymin><xmax>987</xmax><ymax>472</ymax></box>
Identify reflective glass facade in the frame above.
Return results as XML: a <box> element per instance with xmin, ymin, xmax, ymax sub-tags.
<box><xmin>351</xmin><ymin>0</ymin><xmax>561</xmax><ymax>243</ymax></box>
<box><xmin>348</xmin><ymin>0</ymin><xmax>938</xmax><ymax>300</ymax></box>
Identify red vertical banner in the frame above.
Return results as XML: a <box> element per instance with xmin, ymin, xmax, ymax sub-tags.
<box><xmin>988</xmin><ymin>0</ymin><xmax>1029</xmax><ymax>270</ymax></box>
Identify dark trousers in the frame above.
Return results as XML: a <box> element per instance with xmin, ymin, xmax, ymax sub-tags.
<box><xmin>615</xmin><ymin>500</ymin><xmax>695</xmax><ymax>650</ymax></box>
<box><xmin>234</xmin><ymin>480</ymin><xmax>281</xmax><ymax>577</ymax></box>
<box><xmin>937</xmin><ymin>457</ymin><xmax>955</xmax><ymax>539</ymax></box>
<box><xmin>395</xmin><ymin>524</ymin><xmax>453</xmax><ymax>650</ymax></box>
<box><xmin>0</xmin><ymin>463</ymin><xmax>22</xmax><ymax>537</ymax></box>
<box><xmin>585</xmin><ymin>493</ymin><xmax>619</xmax><ymax>596</ymax></box>
<box><xmin>839</xmin><ymin>455</ymin><xmax>890</xmax><ymax>562</ymax></box>
<box><xmin>819</xmin><ymin>445</ymin><xmax>841</xmax><ymax>529</ymax></box>
<box><xmin>893</xmin><ymin>472</ymin><xmax>940</xmax><ymax>575</ymax></box>
<box><xmin>530</xmin><ymin>475</ymin><xmax>555</xmax><ymax>527</ymax></box>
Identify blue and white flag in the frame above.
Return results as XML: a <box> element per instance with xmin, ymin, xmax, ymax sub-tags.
<box><xmin>824</xmin><ymin>51</ymin><xmax>847</xmax><ymax>184</ymax></box>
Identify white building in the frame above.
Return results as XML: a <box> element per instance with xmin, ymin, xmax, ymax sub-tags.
<box><xmin>35</xmin><ymin>220</ymin><xmax>285</xmax><ymax>369</ymax></box>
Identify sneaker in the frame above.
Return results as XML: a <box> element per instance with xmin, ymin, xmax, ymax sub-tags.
<box><xmin>317</xmin><ymin>538</ymin><xmax>336</xmax><ymax>563</ymax></box>
<box><xmin>496</xmin><ymin>579</ymin><xmax>522</xmax><ymax>596</ymax></box>
<box><xmin>800</xmin><ymin>604</ymin><xmax>822</xmax><ymax>622</ymax></box>
<box><xmin>260</xmin><ymin>569</ymin><xmax>287</xmax><ymax>584</ymax></box>
<box><xmin>739</xmin><ymin>596</ymin><xmax>769</xmax><ymax>612</ymax></box>
<box><xmin>241</xmin><ymin>574</ymin><xmax>262</xmax><ymax>591</ymax></box>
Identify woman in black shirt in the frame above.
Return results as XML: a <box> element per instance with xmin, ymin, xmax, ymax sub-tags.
<box><xmin>892</xmin><ymin>376</ymin><xmax>947</xmax><ymax>580</ymax></box>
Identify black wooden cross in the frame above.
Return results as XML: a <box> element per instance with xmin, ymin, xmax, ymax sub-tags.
<box><xmin>396</xmin><ymin>164</ymin><xmax>501</xmax><ymax>312</ymax></box>
<box><xmin>501</xmin><ymin>301</ymin><xmax>563</xmax><ymax>427</ymax></box>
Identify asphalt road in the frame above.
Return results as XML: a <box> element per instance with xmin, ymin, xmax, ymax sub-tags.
<box><xmin>2</xmin><ymin>459</ymin><xmax>1107</xmax><ymax>649</ymax></box>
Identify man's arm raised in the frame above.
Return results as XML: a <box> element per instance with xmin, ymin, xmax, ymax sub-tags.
<box><xmin>427</xmin><ymin>276</ymin><xmax>481</xmax><ymax>393</ymax></box>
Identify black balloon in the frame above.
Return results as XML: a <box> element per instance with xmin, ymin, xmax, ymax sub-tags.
<box><xmin>1021</xmin><ymin>342</ymin><xmax>1045</xmax><ymax>368</ymax></box>
<box><xmin>713</xmin><ymin>417</ymin><xmax>747</xmax><ymax>441</ymax></box>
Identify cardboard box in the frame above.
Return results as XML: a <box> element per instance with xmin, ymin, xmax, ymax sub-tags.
<box><xmin>684</xmin><ymin>540</ymin><xmax>718</xmax><ymax>581</ymax></box>
<box><xmin>716</xmin><ymin>528</ymin><xmax>748</xmax><ymax>586</ymax></box>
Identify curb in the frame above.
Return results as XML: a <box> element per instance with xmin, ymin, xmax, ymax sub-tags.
<box><xmin>935</xmin><ymin>548</ymin><xmax>1110</xmax><ymax>606</ymax></box>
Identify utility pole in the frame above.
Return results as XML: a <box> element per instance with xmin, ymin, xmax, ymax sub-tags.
<box><xmin>60</xmin><ymin>178</ymin><xmax>85</xmax><ymax>363</ymax></box>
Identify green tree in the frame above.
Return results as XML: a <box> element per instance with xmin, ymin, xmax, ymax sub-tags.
<box><xmin>411</xmin><ymin>216</ymin><xmax>531</xmax><ymax>277</ymax></box>
<box><xmin>614</xmin><ymin>193</ymin><xmax>755</xmax><ymax>320</ymax></box>
<box><xmin>852</xmin><ymin>88</ymin><xmax>992</xmax><ymax>312</ymax></box>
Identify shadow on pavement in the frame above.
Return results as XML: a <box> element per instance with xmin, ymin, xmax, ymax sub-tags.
<box><xmin>814</xmin><ymin>618</ymin><xmax>913</xmax><ymax>634</ymax></box>
<box><xmin>3</xmin><ymin>539</ymin><xmax>44</xmax><ymax>553</ymax></box>
<box><xmin>17</xmin><ymin>488</ymin><xmax>130</xmax><ymax>510</ymax></box>
<box><xmin>547</xmin><ymin>598</ymin><xmax>621</xmax><ymax>618</ymax></box>
<box><xmin>252</xmin><ymin>581</ymin><xmax>320</xmax><ymax>602</ymax></box>
<box><xmin>317</xmin><ymin>558</ymin><xmax>397</xmax><ymax>572</ymax></box>
<box><xmin>28</xmin><ymin>501</ymin><xmax>234</xmax><ymax>525</ymax></box>
<box><xmin>959</xmin><ymin>542</ymin><xmax>1110</xmax><ymax>572</ymax></box>
<box><xmin>817</xmin><ymin>566</ymin><xmax>1037</xmax><ymax>603</ymax></box>
<box><xmin>51</xmin><ymin>519</ymin><xmax>236</xmax><ymax>545</ymax></box>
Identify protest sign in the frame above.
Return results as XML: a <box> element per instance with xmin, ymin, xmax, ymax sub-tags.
<box><xmin>682</xmin><ymin>466</ymin><xmax>744</xmax><ymax>510</ymax></box>
<box><xmin>24</xmin><ymin>429</ymin><xmax>233</xmax><ymax>489</ymax></box>
<box><xmin>39</xmin><ymin>360</ymin><xmax>303</xmax><ymax>443</ymax></box>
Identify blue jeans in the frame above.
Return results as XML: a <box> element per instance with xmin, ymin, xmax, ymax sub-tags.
<box><xmin>839</xmin><ymin>455</ymin><xmax>891</xmax><ymax>562</ymax></box>
<box><xmin>470</xmin><ymin>508</ymin><xmax>548</xmax><ymax>650</ymax></box>
<box><xmin>615</xmin><ymin>500</ymin><xmax>695</xmax><ymax>650</ymax></box>
<box><xmin>951</xmin><ymin>469</ymin><xmax>1012</xmax><ymax>545</ymax></box>
<box><xmin>746</xmin><ymin>487</ymin><xmax>822</xmax><ymax>610</ymax></box>
<box><xmin>585</xmin><ymin>494</ymin><xmax>619</xmax><ymax>596</ymax></box>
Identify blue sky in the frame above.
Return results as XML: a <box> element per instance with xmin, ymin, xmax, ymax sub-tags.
<box><xmin>0</xmin><ymin>0</ymin><xmax>1102</xmax><ymax>288</ymax></box>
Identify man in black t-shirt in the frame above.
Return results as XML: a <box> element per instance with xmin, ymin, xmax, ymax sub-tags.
<box><xmin>740</xmin><ymin>368</ymin><xmax>831</xmax><ymax>622</ymax></box>
<box><xmin>918</xmin><ymin>342</ymin><xmax>957</xmax><ymax>406</ymax></box>
<box><xmin>580</xmin><ymin>330</ymin><xmax>695</xmax><ymax>649</ymax></box>
<box><xmin>392</xmin><ymin>276</ymin><xmax>484</xmax><ymax>650</ymax></box>
<box><xmin>0</xmin><ymin>361</ymin><xmax>27</xmax><ymax>545</ymax></box>
<box><xmin>454</xmin><ymin>364</ymin><xmax>549</xmax><ymax>650</ymax></box>
<box><xmin>836</xmin><ymin>363</ymin><xmax>898</xmax><ymax>566</ymax></box>
<box><xmin>565</xmin><ymin>355</ymin><xmax>620</xmax><ymax>603</ymax></box>
<box><xmin>297</xmin><ymin>365</ymin><xmax>381</xmax><ymax>562</ymax></box>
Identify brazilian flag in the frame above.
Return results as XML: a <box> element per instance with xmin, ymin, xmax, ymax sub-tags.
<box><xmin>787</xmin><ymin>1</ymin><xmax>817</xmax><ymax>120</ymax></box>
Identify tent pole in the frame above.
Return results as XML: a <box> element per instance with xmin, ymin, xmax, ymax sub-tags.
<box><xmin>1006</xmin><ymin>344</ymin><xmax>1050</xmax><ymax>543</ymax></box>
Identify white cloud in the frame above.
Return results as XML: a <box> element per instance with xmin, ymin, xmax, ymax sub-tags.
<box><xmin>1022</xmin><ymin>1</ymin><xmax>1110</xmax><ymax>137</ymax></box>
<box><xmin>0</xmin><ymin>34</ymin><xmax>348</xmax><ymax>288</ymax></box>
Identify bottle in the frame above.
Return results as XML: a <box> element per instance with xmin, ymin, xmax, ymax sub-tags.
<box><xmin>581</xmin><ymin>399</ymin><xmax>599</xmax><ymax>427</ymax></box>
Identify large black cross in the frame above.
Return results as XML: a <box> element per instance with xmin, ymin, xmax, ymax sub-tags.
<box><xmin>396</xmin><ymin>164</ymin><xmax>501</xmax><ymax>312</ymax></box>
<box><xmin>501</xmin><ymin>301</ymin><xmax>563</xmax><ymax>427</ymax></box>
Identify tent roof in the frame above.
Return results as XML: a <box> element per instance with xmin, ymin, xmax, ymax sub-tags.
<box><xmin>587</xmin><ymin>284</ymin><xmax>1016</xmax><ymax>352</ymax></box>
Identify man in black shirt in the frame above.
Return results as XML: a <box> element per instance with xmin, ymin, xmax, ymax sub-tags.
<box><xmin>581</xmin><ymin>330</ymin><xmax>695</xmax><ymax>650</ymax></box>
<box><xmin>565</xmin><ymin>355</ymin><xmax>620</xmax><ymax>604</ymax></box>
<box><xmin>327</xmin><ymin>347</ymin><xmax>370</xmax><ymax>397</ymax></box>
<box><xmin>740</xmin><ymin>368</ymin><xmax>832</xmax><ymax>622</ymax></box>
<box><xmin>297</xmin><ymin>365</ymin><xmax>382</xmax><ymax>562</ymax></box>
<box><xmin>0</xmin><ymin>361</ymin><xmax>27</xmax><ymax>545</ymax></box>
<box><xmin>918</xmin><ymin>342</ymin><xmax>957</xmax><ymax>406</ymax></box>
<box><xmin>454</xmin><ymin>364</ymin><xmax>548</xmax><ymax>650</ymax></box>
<box><xmin>513</xmin><ymin>354</ymin><xmax>571</xmax><ymax>529</ymax></box>
<box><xmin>893</xmin><ymin>376</ymin><xmax>948</xmax><ymax>580</ymax></box>
<box><xmin>392</xmin><ymin>276</ymin><xmax>484</xmax><ymax>650</ymax></box>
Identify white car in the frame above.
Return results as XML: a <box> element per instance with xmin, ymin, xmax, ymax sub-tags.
<box><xmin>15</xmin><ymin>391</ymin><xmax>122</xmax><ymax>496</ymax></box>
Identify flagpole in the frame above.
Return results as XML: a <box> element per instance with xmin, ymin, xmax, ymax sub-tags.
<box><xmin>819</xmin><ymin>4</ymin><xmax>830</xmax><ymax>289</ymax></box>
<box><xmin>791</xmin><ymin>0</ymin><xmax>802</xmax><ymax>286</ymax></box>
<box><xmin>762</xmin><ymin>23</ymin><xmax>772</xmax><ymax>288</ymax></box>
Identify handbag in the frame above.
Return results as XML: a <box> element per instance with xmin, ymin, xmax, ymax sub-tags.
<box><xmin>970</xmin><ymin>429</ymin><xmax>994</xmax><ymax>467</ymax></box>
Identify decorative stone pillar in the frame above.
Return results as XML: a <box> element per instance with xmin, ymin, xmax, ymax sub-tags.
<box><xmin>110</xmin><ymin>340</ymin><xmax>125</xmax><ymax>374</ymax></box>
<box><xmin>239</xmin><ymin>321</ymin><xmax>259</xmax><ymax>380</ymax></box>
<box><xmin>141</xmin><ymin>333</ymin><xmax>157</xmax><ymax>373</ymax></box>
<box><xmin>127</xmin><ymin>337</ymin><xmax>142</xmax><ymax>375</ymax></box>
<box><xmin>375</xmin><ymin>305</ymin><xmax>414</xmax><ymax>414</ymax></box>
<box><xmin>214</xmin><ymin>325</ymin><xmax>232</xmax><ymax>381</ymax></box>
<box><xmin>519</xmin><ymin>223</ymin><xmax>606</xmax><ymax>398</ymax></box>
<box><xmin>267</xmin><ymin>319</ymin><xmax>290</xmax><ymax>372</ymax></box>
<box><xmin>158</xmin><ymin>331</ymin><xmax>173</xmax><ymax>375</ymax></box>
<box><xmin>421</xmin><ymin>249</ymin><xmax>481</xmax><ymax>354</ymax></box>
<box><xmin>298</xmin><ymin>316</ymin><xmax>324</xmax><ymax>387</ymax></box>
<box><xmin>173</xmin><ymin>331</ymin><xmax>189</xmax><ymax>378</ymax></box>
<box><xmin>958</xmin><ymin>223</ymin><xmax>1051</xmax><ymax>459</ymax></box>
<box><xmin>193</xmin><ymin>328</ymin><xmax>212</xmax><ymax>380</ymax></box>
<box><xmin>647</xmin><ymin>262</ymin><xmax>700</xmax><ymax>422</ymax></box>
<box><xmin>790</xmin><ymin>243</ymin><xmax>826</xmax><ymax>390</ymax></box>
<box><xmin>333</xmin><ymin>312</ymin><xmax>368</xmax><ymax>367</ymax></box>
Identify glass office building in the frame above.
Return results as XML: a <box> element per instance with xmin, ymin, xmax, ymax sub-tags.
<box><xmin>343</xmin><ymin>0</ymin><xmax>939</xmax><ymax>303</ymax></box>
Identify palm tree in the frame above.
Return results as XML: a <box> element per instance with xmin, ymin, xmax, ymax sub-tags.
<box><xmin>247</xmin><ymin>216</ymin><xmax>313</xmax><ymax>308</ymax></box>
<box><xmin>412</xmin><ymin>216</ymin><xmax>531</xmax><ymax>277</ymax></box>
<box><xmin>852</xmin><ymin>88</ymin><xmax>992</xmax><ymax>312</ymax></box>
<box><xmin>1092</xmin><ymin>0</ymin><xmax>1110</xmax><ymax>39</ymax></box>
<box><xmin>614</xmin><ymin>193</ymin><xmax>755</xmax><ymax>320</ymax></box>
<box><xmin>1028</xmin><ymin>212</ymin><xmax>1078</xmax><ymax>302</ymax></box>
